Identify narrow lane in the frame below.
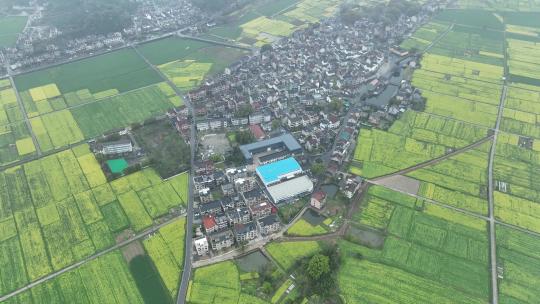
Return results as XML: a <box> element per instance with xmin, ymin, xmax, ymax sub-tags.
<box><xmin>130</xmin><ymin>45</ymin><xmax>197</xmax><ymax>304</ymax></box>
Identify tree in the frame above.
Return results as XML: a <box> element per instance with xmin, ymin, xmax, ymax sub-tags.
<box><xmin>262</xmin><ymin>281</ymin><xmax>273</xmax><ymax>295</ymax></box>
<box><xmin>311</xmin><ymin>163</ymin><xmax>326</xmax><ymax>177</ymax></box>
<box><xmin>328</xmin><ymin>98</ymin><xmax>343</xmax><ymax>113</ymax></box>
<box><xmin>261</xmin><ymin>44</ymin><xmax>273</xmax><ymax>53</ymax></box>
<box><xmin>235</xmin><ymin>130</ymin><xmax>255</xmax><ymax>145</ymax></box>
<box><xmin>307</xmin><ymin>254</ymin><xmax>330</xmax><ymax>280</ymax></box>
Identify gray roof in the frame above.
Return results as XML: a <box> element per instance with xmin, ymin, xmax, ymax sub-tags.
<box><xmin>239</xmin><ymin>133</ymin><xmax>302</xmax><ymax>160</ymax></box>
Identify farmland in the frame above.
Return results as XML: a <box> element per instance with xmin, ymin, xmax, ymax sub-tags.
<box><xmin>400</xmin><ymin>21</ymin><xmax>451</xmax><ymax>51</ymax></box>
<box><xmin>2</xmin><ymin>250</ymin><xmax>144</xmax><ymax>304</ymax></box>
<box><xmin>0</xmin><ymin>143</ymin><xmax>189</xmax><ymax>295</ymax></box>
<box><xmin>340</xmin><ymin>186</ymin><xmax>489</xmax><ymax>303</ymax></box>
<box><xmin>187</xmin><ymin>261</ymin><xmax>269</xmax><ymax>303</ymax></box>
<box><xmin>143</xmin><ymin>217</ymin><xmax>186</xmax><ymax>299</ymax></box>
<box><xmin>265</xmin><ymin>241</ymin><xmax>321</xmax><ymax>270</ymax></box>
<box><xmin>208</xmin><ymin>0</ymin><xmax>339</xmax><ymax>46</ymax></box>
<box><xmin>14</xmin><ymin>48</ymin><xmax>162</xmax><ymax>94</ymax></box>
<box><xmin>0</xmin><ymin>16</ymin><xmax>27</xmax><ymax>47</ymax></box>
<box><xmin>496</xmin><ymin>225</ymin><xmax>540</xmax><ymax>303</ymax></box>
<box><xmin>350</xmin><ymin>110</ymin><xmax>489</xmax><ymax>178</ymax></box>
<box><xmin>286</xmin><ymin>218</ymin><xmax>328</xmax><ymax>236</ymax></box>
<box><xmin>0</xmin><ymin>78</ymin><xmax>35</xmax><ymax>165</ymax></box>
<box><xmin>136</xmin><ymin>37</ymin><xmax>249</xmax><ymax>91</ymax></box>
<box><xmin>407</xmin><ymin>142</ymin><xmax>491</xmax><ymax>215</ymax></box>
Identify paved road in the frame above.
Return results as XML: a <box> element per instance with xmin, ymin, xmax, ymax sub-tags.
<box><xmin>0</xmin><ymin>214</ymin><xmax>185</xmax><ymax>303</ymax></box>
<box><xmin>488</xmin><ymin>84</ymin><xmax>507</xmax><ymax>304</ymax></box>
<box><xmin>131</xmin><ymin>46</ymin><xmax>198</xmax><ymax>304</ymax></box>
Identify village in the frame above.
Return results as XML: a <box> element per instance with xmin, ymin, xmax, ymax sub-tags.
<box><xmin>174</xmin><ymin>3</ymin><xmax>440</xmax><ymax>259</ymax></box>
<box><xmin>0</xmin><ymin>0</ymin><xmax>208</xmax><ymax>72</ymax></box>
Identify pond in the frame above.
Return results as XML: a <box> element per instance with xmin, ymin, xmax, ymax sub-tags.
<box><xmin>236</xmin><ymin>250</ymin><xmax>270</xmax><ymax>273</ymax></box>
<box><xmin>303</xmin><ymin>208</ymin><xmax>326</xmax><ymax>226</ymax></box>
<box><xmin>347</xmin><ymin>226</ymin><xmax>385</xmax><ymax>249</ymax></box>
<box><xmin>321</xmin><ymin>184</ymin><xmax>338</xmax><ymax>199</ymax></box>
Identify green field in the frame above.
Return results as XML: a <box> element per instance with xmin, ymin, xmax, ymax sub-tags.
<box><xmin>0</xmin><ymin>79</ymin><xmax>35</xmax><ymax>165</ymax></box>
<box><xmin>0</xmin><ymin>144</ymin><xmax>189</xmax><ymax>294</ymax></box>
<box><xmin>350</xmin><ymin>110</ymin><xmax>488</xmax><ymax>178</ymax></box>
<box><xmin>143</xmin><ymin>217</ymin><xmax>186</xmax><ymax>298</ymax></box>
<box><xmin>286</xmin><ymin>218</ymin><xmax>328</xmax><ymax>236</ymax></box>
<box><xmin>339</xmin><ymin>186</ymin><xmax>489</xmax><ymax>303</ymax></box>
<box><xmin>496</xmin><ymin>225</ymin><xmax>540</xmax><ymax>303</ymax></box>
<box><xmin>265</xmin><ymin>241</ymin><xmax>321</xmax><ymax>270</ymax></box>
<box><xmin>3</xmin><ymin>250</ymin><xmax>144</xmax><ymax>304</ymax></box>
<box><xmin>187</xmin><ymin>261</ymin><xmax>268</xmax><ymax>303</ymax></box>
<box><xmin>208</xmin><ymin>0</ymin><xmax>339</xmax><ymax>46</ymax></box>
<box><xmin>19</xmin><ymin>82</ymin><xmax>179</xmax><ymax>151</ymax></box>
<box><xmin>407</xmin><ymin>142</ymin><xmax>491</xmax><ymax>215</ymax></box>
<box><xmin>0</xmin><ymin>16</ymin><xmax>27</xmax><ymax>47</ymax></box>
<box><xmin>137</xmin><ymin>37</ymin><xmax>248</xmax><ymax>90</ymax></box>
<box><xmin>15</xmin><ymin>48</ymin><xmax>162</xmax><ymax>94</ymax></box>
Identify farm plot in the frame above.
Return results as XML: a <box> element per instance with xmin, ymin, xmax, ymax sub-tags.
<box><xmin>350</xmin><ymin>110</ymin><xmax>489</xmax><ymax>178</ymax></box>
<box><xmin>14</xmin><ymin>48</ymin><xmax>161</xmax><ymax>94</ymax></box>
<box><xmin>286</xmin><ymin>218</ymin><xmax>328</xmax><ymax>236</ymax></box>
<box><xmin>0</xmin><ymin>144</ymin><xmax>189</xmax><ymax>292</ymax></box>
<box><xmin>265</xmin><ymin>241</ymin><xmax>321</xmax><ymax>270</ymax></box>
<box><xmin>507</xmin><ymin>38</ymin><xmax>540</xmax><ymax>84</ymax></box>
<box><xmin>496</xmin><ymin>225</ymin><xmax>540</xmax><ymax>304</ymax></box>
<box><xmin>143</xmin><ymin>217</ymin><xmax>185</xmax><ymax>298</ymax></box>
<box><xmin>406</xmin><ymin>142</ymin><xmax>491</xmax><ymax>215</ymax></box>
<box><xmin>187</xmin><ymin>261</ymin><xmax>266</xmax><ymax>304</ymax></box>
<box><xmin>0</xmin><ymin>16</ymin><xmax>27</xmax><ymax>47</ymax></box>
<box><xmin>411</xmin><ymin>54</ymin><xmax>504</xmax><ymax>122</ymax></box>
<box><xmin>427</xmin><ymin>25</ymin><xmax>505</xmax><ymax>66</ymax></box>
<box><xmin>339</xmin><ymin>186</ymin><xmax>489</xmax><ymax>303</ymax></box>
<box><xmin>12</xmin><ymin>250</ymin><xmax>144</xmax><ymax>304</ymax></box>
<box><xmin>0</xmin><ymin>79</ymin><xmax>35</xmax><ymax>164</ymax></box>
<box><xmin>400</xmin><ymin>21</ymin><xmax>451</xmax><ymax>51</ymax></box>
<box><xmin>501</xmin><ymin>85</ymin><xmax>540</xmax><ymax>139</ymax></box>
<box><xmin>434</xmin><ymin>9</ymin><xmax>504</xmax><ymax>30</ymax></box>
<box><xmin>137</xmin><ymin>37</ymin><xmax>248</xmax><ymax>90</ymax></box>
<box><xmin>493</xmin><ymin>139</ymin><xmax>540</xmax><ymax>232</ymax></box>
<box><xmin>208</xmin><ymin>0</ymin><xmax>339</xmax><ymax>46</ymax></box>
<box><xmin>19</xmin><ymin>82</ymin><xmax>178</xmax><ymax>152</ymax></box>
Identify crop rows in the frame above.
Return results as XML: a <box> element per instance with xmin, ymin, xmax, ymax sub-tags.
<box><xmin>0</xmin><ymin>144</ymin><xmax>189</xmax><ymax>296</ymax></box>
<box><xmin>0</xmin><ymin>79</ymin><xmax>35</xmax><ymax>165</ymax></box>
<box><xmin>143</xmin><ymin>217</ymin><xmax>186</xmax><ymax>298</ymax></box>
<box><xmin>187</xmin><ymin>261</ymin><xmax>268</xmax><ymax>304</ymax></box>
<box><xmin>341</xmin><ymin>186</ymin><xmax>489</xmax><ymax>303</ymax></box>
<box><xmin>351</xmin><ymin>110</ymin><xmax>488</xmax><ymax>178</ymax></box>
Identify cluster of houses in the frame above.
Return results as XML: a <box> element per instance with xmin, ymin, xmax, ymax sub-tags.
<box><xmin>187</xmin><ymin>7</ymin><xmax>435</xmax><ymax>159</ymax></box>
<box><xmin>2</xmin><ymin>0</ymin><xmax>206</xmax><ymax>71</ymax></box>
<box><xmin>192</xmin><ymin>134</ymin><xmax>313</xmax><ymax>256</ymax></box>
<box><xmin>192</xmin><ymin>161</ymin><xmax>282</xmax><ymax>255</ymax></box>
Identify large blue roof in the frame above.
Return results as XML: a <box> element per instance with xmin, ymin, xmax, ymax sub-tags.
<box><xmin>256</xmin><ymin>158</ymin><xmax>302</xmax><ymax>185</ymax></box>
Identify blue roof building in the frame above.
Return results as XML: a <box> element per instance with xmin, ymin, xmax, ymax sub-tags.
<box><xmin>256</xmin><ymin>157</ymin><xmax>302</xmax><ymax>186</ymax></box>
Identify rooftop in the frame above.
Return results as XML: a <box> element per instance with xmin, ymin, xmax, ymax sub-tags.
<box><xmin>239</xmin><ymin>133</ymin><xmax>301</xmax><ymax>161</ymax></box>
<box><xmin>256</xmin><ymin>157</ymin><xmax>302</xmax><ymax>186</ymax></box>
